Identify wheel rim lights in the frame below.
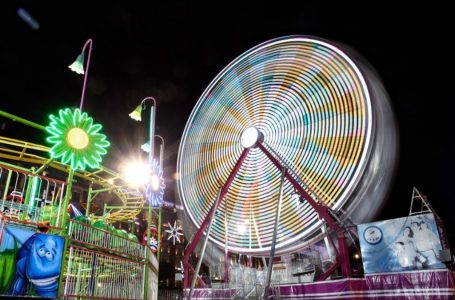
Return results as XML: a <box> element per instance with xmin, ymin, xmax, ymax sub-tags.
<box><xmin>177</xmin><ymin>36</ymin><xmax>373</xmax><ymax>254</ymax></box>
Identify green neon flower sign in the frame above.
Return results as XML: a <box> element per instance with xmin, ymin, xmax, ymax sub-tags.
<box><xmin>46</xmin><ymin>108</ymin><xmax>110</xmax><ymax>170</ymax></box>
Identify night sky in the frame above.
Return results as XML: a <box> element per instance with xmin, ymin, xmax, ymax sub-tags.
<box><xmin>1</xmin><ymin>3</ymin><xmax>454</xmax><ymax>247</ymax></box>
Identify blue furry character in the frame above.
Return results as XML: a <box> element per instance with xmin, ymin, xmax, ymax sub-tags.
<box><xmin>10</xmin><ymin>233</ymin><xmax>64</xmax><ymax>298</ymax></box>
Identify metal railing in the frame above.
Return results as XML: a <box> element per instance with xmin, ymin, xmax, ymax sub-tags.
<box><xmin>0</xmin><ymin>164</ymin><xmax>67</xmax><ymax>227</ymax></box>
<box><xmin>68</xmin><ymin>220</ymin><xmax>146</xmax><ymax>260</ymax></box>
<box><xmin>62</xmin><ymin>245</ymin><xmax>145</xmax><ymax>300</ymax></box>
<box><xmin>159</xmin><ymin>288</ymin><xmax>183</xmax><ymax>299</ymax></box>
<box><xmin>0</xmin><ymin>135</ymin><xmax>147</xmax><ymax>223</ymax></box>
<box><xmin>184</xmin><ymin>284</ymin><xmax>242</xmax><ymax>299</ymax></box>
<box><xmin>185</xmin><ymin>261</ymin><xmax>320</xmax><ymax>299</ymax></box>
<box><xmin>0</xmin><ymin>199</ymin><xmax>40</xmax><ymax>220</ymax></box>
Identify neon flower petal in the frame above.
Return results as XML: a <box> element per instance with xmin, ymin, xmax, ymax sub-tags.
<box><xmin>46</xmin><ymin>108</ymin><xmax>110</xmax><ymax>170</ymax></box>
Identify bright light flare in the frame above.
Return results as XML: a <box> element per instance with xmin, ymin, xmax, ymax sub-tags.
<box><xmin>150</xmin><ymin>173</ymin><xmax>160</xmax><ymax>192</ymax></box>
<box><xmin>122</xmin><ymin>161</ymin><xmax>149</xmax><ymax>187</ymax></box>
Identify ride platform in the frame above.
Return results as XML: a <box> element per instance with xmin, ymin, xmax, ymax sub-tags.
<box><xmin>184</xmin><ymin>269</ymin><xmax>455</xmax><ymax>299</ymax></box>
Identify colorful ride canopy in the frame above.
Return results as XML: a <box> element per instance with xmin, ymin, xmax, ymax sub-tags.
<box><xmin>177</xmin><ymin>36</ymin><xmax>398</xmax><ymax>255</ymax></box>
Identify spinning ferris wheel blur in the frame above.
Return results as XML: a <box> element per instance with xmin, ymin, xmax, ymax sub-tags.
<box><xmin>177</xmin><ymin>36</ymin><xmax>398</xmax><ymax>256</ymax></box>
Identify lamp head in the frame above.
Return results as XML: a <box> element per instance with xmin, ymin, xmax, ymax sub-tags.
<box><xmin>68</xmin><ymin>53</ymin><xmax>85</xmax><ymax>75</ymax></box>
<box><xmin>141</xmin><ymin>141</ymin><xmax>150</xmax><ymax>153</ymax></box>
<box><xmin>129</xmin><ymin>104</ymin><xmax>143</xmax><ymax>121</ymax></box>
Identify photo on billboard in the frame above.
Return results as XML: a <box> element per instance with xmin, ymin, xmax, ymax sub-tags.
<box><xmin>357</xmin><ymin>213</ymin><xmax>446</xmax><ymax>274</ymax></box>
<box><xmin>0</xmin><ymin>223</ymin><xmax>64</xmax><ymax>298</ymax></box>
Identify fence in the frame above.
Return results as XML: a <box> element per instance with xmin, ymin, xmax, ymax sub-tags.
<box><xmin>159</xmin><ymin>288</ymin><xmax>183</xmax><ymax>299</ymax></box>
<box><xmin>185</xmin><ymin>255</ymin><xmax>323</xmax><ymax>299</ymax></box>
<box><xmin>68</xmin><ymin>220</ymin><xmax>146</xmax><ymax>259</ymax></box>
<box><xmin>0</xmin><ymin>165</ymin><xmax>66</xmax><ymax>227</ymax></box>
<box><xmin>62</xmin><ymin>245</ymin><xmax>145</xmax><ymax>299</ymax></box>
<box><xmin>1</xmin><ymin>164</ymin><xmax>152</xmax><ymax>300</ymax></box>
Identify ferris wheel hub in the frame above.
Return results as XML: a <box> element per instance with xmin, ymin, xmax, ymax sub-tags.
<box><xmin>240</xmin><ymin>126</ymin><xmax>264</xmax><ymax>148</ymax></box>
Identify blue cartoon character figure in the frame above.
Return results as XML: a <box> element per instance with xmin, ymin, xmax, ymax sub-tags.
<box><xmin>10</xmin><ymin>233</ymin><xmax>64</xmax><ymax>298</ymax></box>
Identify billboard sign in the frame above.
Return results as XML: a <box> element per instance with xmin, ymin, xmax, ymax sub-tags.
<box><xmin>358</xmin><ymin>213</ymin><xmax>446</xmax><ymax>273</ymax></box>
<box><xmin>0</xmin><ymin>223</ymin><xmax>64</xmax><ymax>298</ymax></box>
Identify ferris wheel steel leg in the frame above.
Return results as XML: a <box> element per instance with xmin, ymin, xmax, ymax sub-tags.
<box><xmin>189</xmin><ymin>190</ymin><xmax>222</xmax><ymax>300</ymax></box>
<box><xmin>224</xmin><ymin>190</ymin><xmax>229</xmax><ymax>287</ymax></box>
<box><xmin>257</xmin><ymin>143</ymin><xmax>352</xmax><ymax>278</ymax></box>
<box><xmin>183</xmin><ymin>148</ymin><xmax>250</xmax><ymax>289</ymax></box>
<box><xmin>263</xmin><ymin>167</ymin><xmax>286</xmax><ymax>300</ymax></box>
<box><xmin>262</xmin><ymin>257</ymin><xmax>268</xmax><ymax>270</ymax></box>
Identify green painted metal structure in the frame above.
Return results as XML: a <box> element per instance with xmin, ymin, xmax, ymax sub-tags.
<box><xmin>0</xmin><ymin>109</ymin><xmax>156</xmax><ymax>299</ymax></box>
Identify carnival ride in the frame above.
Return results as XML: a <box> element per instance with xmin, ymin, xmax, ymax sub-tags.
<box><xmin>0</xmin><ymin>109</ymin><xmax>154</xmax><ymax>299</ymax></box>
<box><xmin>177</xmin><ymin>36</ymin><xmax>402</xmax><ymax>297</ymax></box>
<box><xmin>0</xmin><ymin>120</ymin><xmax>146</xmax><ymax>222</ymax></box>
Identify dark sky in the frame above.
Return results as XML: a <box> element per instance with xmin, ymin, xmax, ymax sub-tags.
<box><xmin>1</xmin><ymin>3</ymin><xmax>454</xmax><ymax>245</ymax></box>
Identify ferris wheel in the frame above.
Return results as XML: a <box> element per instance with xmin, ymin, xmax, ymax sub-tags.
<box><xmin>177</xmin><ymin>36</ymin><xmax>397</xmax><ymax>257</ymax></box>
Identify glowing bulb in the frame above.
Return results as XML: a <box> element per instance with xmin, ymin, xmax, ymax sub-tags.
<box><xmin>151</xmin><ymin>173</ymin><xmax>160</xmax><ymax>192</ymax></box>
<box><xmin>240</xmin><ymin>127</ymin><xmax>263</xmax><ymax>148</ymax></box>
<box><xmin>66</xmin><ymin>128</ymin><xmax>89</xmax><ymax>149</ymax></box>
<box><xmin>123</xmin><ymin>161</ymin><xmax>149</xmax><ymax>186</ymax></box>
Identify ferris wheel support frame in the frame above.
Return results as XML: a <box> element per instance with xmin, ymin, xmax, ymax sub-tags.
<box><xmin>184</xmin><ymin>139</ymin><xmax>353</xmax><ymax>290</ymax></box>
<box><xmin>184</xmin><ymin>148</ymin><xmax>251</xmax><ymax>289</ymax></box>
<box><xmin>257</xmin><ymin>142</ymin><xmax>352</xmax><ymax>280</ymax></box>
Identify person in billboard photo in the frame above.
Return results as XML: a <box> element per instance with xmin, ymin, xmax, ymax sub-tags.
<box><xmin>412</xmin><ymin>221</ymin><xmax>441</xmax><ymax>264</ymax></box>
<box><xmin>394</xmin><ymin>226</ymin><xmax>427</xmax><ymax>269</ymax></box>
<box><xmin>394</xmin><ymin>216</ymin><xmax>443</xmax><ymax>270</ymax></box>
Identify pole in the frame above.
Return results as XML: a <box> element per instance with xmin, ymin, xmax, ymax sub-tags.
<box><xmin>224</xmin><ymin>188</ymin><xmax>229</xmax><ymax>285</ymax></box>
<box><xmin>257</xmin><ymin>142</ymin><xmax>351</xmax><ymax>278</ymax></box>
<box><xmin>0</xmin><ymin>110</ymin><xmax>46</xmax><ymax>131</ymax></box>
<box><xmin>2</xmin><ymin>169</ymin><xmax>12</xmax><ymax>200</ymax></box>
<box><xmin>183</xmin><ymin>148</ymin><xmax>250</xmax><ymax>288</ymax></box>
<box><xmin>148</xmin><ymin>104</ymin><xmax>155</xmax><ymax>161</ymax></box>
<box><xmin>130</xmin><ymin>220</ymin><xmax>135</xmax><ymax>234</ymax></box>
<box><xmin>33</xmin><ymin>158</ymin><xmax>54</xmax><ymax>175</ymax></box>
<box><xmin>21</xmin><ymin>171</ymin><xmax>35</xmax><ymax>221</ymax></box>
<box><xmin>86</xmin><ymin>184</ymin><xmax>93</xmax><ymax>217</ymax></box>
<box><xmin>143</xmin><ymin>97</ymin><xmax>156</xmax><ymax>300</ymax></box>
<box><xmin>188</xmin><ymin>190</ymin><xmax>222</xmax><ymax>300</ymax></box>
<box><xmin>157</xmin><ymin>206</ymin><xmax>162</xmax><ymax>261</ymax></box>
<box><xmin>156</xmin><ymin>135</ymin><xmax>164</xmax><ymax>261</ymax></box>
<box><xmin>263</xmin><ymin>168</ymin><xmax>286</xmax><ymax>299</ymax></box>
<box><xmin>60</xmin><ymin>168</ymin><xmax>74</xmax><ymax>230</ymax></box>
<box><xmin>79</xmin><ymin>39</ymin><xmax>93</xmax><ymax>111</ymax></box>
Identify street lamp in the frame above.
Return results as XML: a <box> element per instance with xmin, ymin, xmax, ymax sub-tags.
<box><xmin>68</xmin><ymin>38</ymin><xmax>93</xmax><ymax>110</ymax></box>
<box><xmin>129</xmin><ymin>97</ymin><xmax>156</xmax><ymax>163</ymax></box>
<box><xmin>129</xmin><ymin>97</ymin><xmax>165</xmax><ymax>299</ymax></box>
